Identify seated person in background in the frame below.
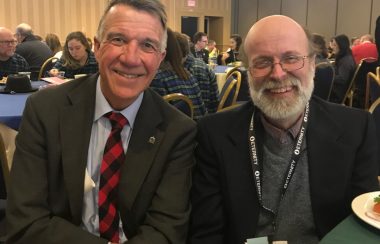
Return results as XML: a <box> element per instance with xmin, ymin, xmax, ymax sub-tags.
<box><xmin>49</xmin><ymin>31</ymin><xmax>98</xmax><ymax>78</ymax></box>
<box><xmin>351</xmin><ymin>36</ymin><xmax>361</xmax><ymax>47</ymax></box>
<box><xmin>207</xmin><ymin>39</ymin><xmax>219</xmax><ymax>63</ymax></box>
<box><xmin>151</xmin><ymin>28</ymin><xmax>207</xmax><ymax>121</ymax></box>
<box><xmin>327</xmin><ymin>38</ymin><xmax>335</xmax><ymax>60</ymax></box>
<box><xmin>217</xmin><ymin>34</ymin><xmax>242</xmax><ymax>65</ymax></box>
<box><xmin>351</xmin><ymin>34</ymin><xmax>378</xmax><ymax>64</ymax></box>
<box><xmin>45</xmin><ymin>33</ymin><xmax>63</xmax><ymax>59</ymax></box>
<box><xmin>6</xmin><ymin>0</ymin><xmax>196</xmax><ymax>243</ymax></box>
<box><xmin>189</xmin><ymin>15</ymin><xmax>379</xmax><ymax>244</ymax></box>
<box><xmin>190</xmin><ymin>32</ymin><xmax>209</xmax><ymax>64</ymax></box>
<box><xmin>14</xmin><ymin>23</ymin><xmax>53</xmax><ymax>70</ymax></box>
<box><xmin>177</xmin><ymin>32</ymin><xmax>220</xmax><ymax>114</ymax></box>
<box><xmin>329</xmin><ymin>34</ymin><xmax>356</xmax><ymax>103</ymax></box>
<box><xmin>311</xmin><ymin>33</ymin><xmax>329</xmax><ymax>64</ymax></box>
<box><xmin>0</xmin><ymin>27</ymin><xmax>29</xmax><ymax>79</ymax></box>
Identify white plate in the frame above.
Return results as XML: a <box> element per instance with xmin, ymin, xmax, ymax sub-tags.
<box><xmin>351</xmin><ymin>191</ymin><xmax>380</xmax><ymax>229</ymax></box>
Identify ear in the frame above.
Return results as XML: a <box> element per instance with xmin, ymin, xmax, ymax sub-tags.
<box><xmin>159</xmin><ymin>50</ymin><xmax>166</xmax><ymax>63</ymax></box>
<box><xmin>94</xmin><ymin>37</ymin><xmax>101</xmax><ymax>53</ymax></box>
<box><xmin>93</xmin><ymin>38</ymin><xmax>101</xmax><ymax>62</ymax></box>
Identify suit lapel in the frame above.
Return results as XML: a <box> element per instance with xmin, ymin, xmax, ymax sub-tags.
<box><xmin>307</xmin><ymin>99</ymin><xmax>344</xmax><ymax>185</ymax></box>
<box><xmin>225</xmin><ymin>103</ymin><xmax>261</xmax><ymax>236</ymax></box>
<box><xmin>60</xmin><ymin>76</ymin><xmax>97</xmax><ymax>224</ymax></box>
<box><xmin>118</xmin><ymin>90</ymin><xmax>164</xmax><ymax>234</ymax></box>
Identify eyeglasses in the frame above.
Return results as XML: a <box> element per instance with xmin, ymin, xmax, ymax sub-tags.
<box><xmin>0</xmin><ymin>40</ymin><xmax>18</xmax><ymax>46</ymax></box>
<box><xmin>249</xmin><ymin>55</ymin><xmax>312</xmax><ymax>78</ymax></box>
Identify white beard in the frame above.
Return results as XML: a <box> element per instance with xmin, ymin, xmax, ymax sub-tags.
<box><xmin>248</xmin><ymin>71</ymin><xmax>314</xmax><ymax>120</ymax></box>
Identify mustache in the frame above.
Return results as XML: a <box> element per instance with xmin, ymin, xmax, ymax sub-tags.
<box><xmin>257</xmin><ymin>76</ymin><xmax>302</xmax><ymax>90</ymax></box>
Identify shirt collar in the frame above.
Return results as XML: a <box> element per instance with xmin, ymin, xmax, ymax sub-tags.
<box><xmin>260</xmin><ymin>111</ymin><xmax>304</xmax><ymax>141</ymax></box>
<box><xmin>94</xmin><ymin>76</ymin><xmax>143</xmax><ymax>129</ymax></box>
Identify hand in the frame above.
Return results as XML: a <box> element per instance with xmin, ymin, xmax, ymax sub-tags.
<box><xmin>49</xmin><ymin>68</ymin><xmax>59</xmax><ymax>77</ymax></box>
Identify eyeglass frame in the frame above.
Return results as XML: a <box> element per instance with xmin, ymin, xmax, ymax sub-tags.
<box><xmin>248</xmin><ymin>54</ymin><xmax>314</xmax><ymax>78</ymax></box>
<box><xmin>0</xmin><ymin>40</ymin><xmax>18</xmax><ymax>46</ymax></box>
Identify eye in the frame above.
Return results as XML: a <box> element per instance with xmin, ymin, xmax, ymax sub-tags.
<box><xmin>140</xmin><ymin>41</ymin><xmax>159</xmax><ymax>53</ymax></box>
<box><xmin>252</xmin><ymin>59</ymin><xmax>272</xmax><ymax>69</ymax></box>
<box><xmin>282</xmin><ymin>56</ymin><xmax>301</xmax><ymax>64</ymax></box>
<box><xmin>109</xmin><ymin>37</ymin><xmax>126</xmax><ymax>47</ymax></box>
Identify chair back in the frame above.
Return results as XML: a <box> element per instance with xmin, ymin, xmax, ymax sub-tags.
<box><xmin>0</xmin><ymin>123</ymin><xmax>17</xmax><ymax>195</ymax></box>
<box><xmin>313</xmin><ymin>62</ymin><xmax>335</xmax><ymax>101</ymax></box>
<box><xmin>365</xmin><ymin>69</ymin><xmax>380</xmax><ymax>109</ymax></box>
<box><xmin>163</xmin><ymin>93</ymin><xmax>194</xmax><ymax>119</ymax></box>
<box><xmin>38</xmin><ymin>57</ymin><xmax>59</xmax><ymax>80</ymax></box>
<box><xmin>342</xmin><ymin>57</ymin><xmax>378</xmax><ymax>107</ymax></box>
<box><xmin>217</xmin><ymin>70</ymin><xmax>241</xmax><ymax>111</ymax></box>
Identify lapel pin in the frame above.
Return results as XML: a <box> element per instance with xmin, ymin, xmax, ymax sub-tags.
<box><xmin>148</xmin><ymin>136</ymin><xmax>156</xmax><ymax>144</ymax></box>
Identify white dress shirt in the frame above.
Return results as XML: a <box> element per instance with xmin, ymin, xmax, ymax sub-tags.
<box><xmin>81</xmin><ymin>77</ymin><xmax>143</xmax><ymax>242</ymax></box>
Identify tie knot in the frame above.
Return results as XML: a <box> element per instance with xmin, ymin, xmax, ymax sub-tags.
<box><xmin>104</xmin><ymin>112</ymin><xmax>128</xmax><ymax>130</ymax></box>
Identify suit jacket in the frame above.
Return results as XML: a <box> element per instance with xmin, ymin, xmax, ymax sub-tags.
<box><xmin>189</xmin><ymin>96</ymin><xmax>379</xmax><ymax>244</ymax></box>
<box><xmin>6</xmin><ymin>74</ymin><xmax>197</xmax><ymax>244</ymax></box>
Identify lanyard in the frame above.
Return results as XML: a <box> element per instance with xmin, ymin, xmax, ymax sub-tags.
<box><xmin>248</xmin><ymin>102</ymin><xmax>309</xmax><ymax>230</ymax></box>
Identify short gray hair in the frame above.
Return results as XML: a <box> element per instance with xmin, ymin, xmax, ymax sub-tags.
<box><xmin>96</xmin><ymin>0</ymin><xmax>167</xmax><ymax>52</ymax></box>
<box><xmin>15</xmin><ymin>23</ymin><xmax>33</xmax><ymax>36</ymax></box>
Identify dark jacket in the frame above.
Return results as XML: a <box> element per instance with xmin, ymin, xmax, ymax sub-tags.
<box><xmin>15</xmin><ymin>35</ymin><xmax>53</xmax><ymax>69</ymax></box>
<box><xmin>6</xmin><ymin>74</ymin><xmax>196</xmax><ymax>243</ymax></box>
<box><xmin>190</xmin><ymin>97</ymin><xmax>379</xmax><ymax>244</ymax></box>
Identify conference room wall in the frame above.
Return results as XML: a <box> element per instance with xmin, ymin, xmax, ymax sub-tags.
<box><xmin>234</xmin><ymin>0</ymin><xmax>380</xmax><ymax>65</ymax></box>
<box><xmin>0</xmin><ymin>0</ymin><xmax>109</xmax><ymax>44</ymax></box>
<box><xmin>0</xmin><ymin>0</ymin><xmax>231</xmax><ymax>52</ymax></box>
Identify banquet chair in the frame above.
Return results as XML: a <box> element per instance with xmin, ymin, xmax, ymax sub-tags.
<box><xmin>0</xmin><ymin>123</ymin><xmax>17</xmax><ymax>192</ymax></box>
<box><xmin>225</xmin><ymin>66</ymin><xmax>240</xmax><ymax>79</ymax></box>
<box><xmin>38</xmin><ymin>57</ymin><xmax>59</xmax><ymax>80</ymax></box>
<box><xmin>342</xmin><ymin>57</ymin><xmax>378</xmax><ymax>108</ymax></box>
<box><xmin>365</xmin><ymin>68</ymin><xmax>380</xmax><ymax>110</ymax></box>
<box><xmin>313</xmin><ymin>62</ymin><xmax>335</xmax><ymax>101</ymax></box>
<box><xmin>163</xmin><ymin>93</ymin><xmax>194</xmax><ymax>119</ymax></box>
<box><xmin>217</xmin><ymin>70</ymin><xmax>241</xmax><ymax>111</ymax></box>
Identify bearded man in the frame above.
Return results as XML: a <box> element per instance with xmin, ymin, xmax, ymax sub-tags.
<box><xmin>189</xmin><ymin>15</ymin><xmax>379</xmax><ymax>244</ymax></box>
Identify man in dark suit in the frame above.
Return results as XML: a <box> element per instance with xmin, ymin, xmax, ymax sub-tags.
<box><xmin>189</xmin><ymin>15</ymin><xmax>379</xmax><ymax>244</ymax></box>
<box><xmin>6</xmin><ymin>1</ymin><xmax>196</xmax><ymax>243</ymax></box>
<box><xmin>14</xmin><ymin>23</ymin><xmax>52</xmax><ymax>79</ymax></box>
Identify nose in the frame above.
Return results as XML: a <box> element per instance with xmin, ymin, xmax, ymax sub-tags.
<box><xmin>269</xmin><ymin>62</ymin><xmax>287</xmax><ymax>80</ymax></box>
<box><xmin>119</xmin><ymin>41</ymin><xmax>141</xmax><ymax>66</ymax></box>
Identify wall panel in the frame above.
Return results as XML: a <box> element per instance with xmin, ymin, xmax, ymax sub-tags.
<box><xmin>281</xmin><ymin>0</ymin><xmax>307</xmax><ymax>25</ymax></box>
<box><xmin>0</xmin><ymin>0</ymin><xmax>231</xmax><ymax>48</ymax></box>
<box><xmin>257</xmin><ymin>0</ymin><xmax>281</xmax><ymax>20</ymax></box>
<box><xmin>307</xmin><ymin>0</ymin><xmax>337</xmax><ymax>40</ymax></box>
<box><xmin>336</xmin><ymin>0</ymin><xmax>372</xmax><ymax>38</ymax></box>
<box><xmin>370</xmin><ymin>0</ymin><xmax>380</xmax><ymax>35</ymax></box>
<box><xmin>0</xmin><ymin>0</ymin><xmax>108</xmax><ymax>44</ymax></box>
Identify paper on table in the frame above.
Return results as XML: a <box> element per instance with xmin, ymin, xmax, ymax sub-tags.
<box><xmin>246</xmin><ymin>237</ymin><xmax>287</xmax><ymax>244</ymax></box>
<box><xmin>41</xmin><ymin>77</ymin><xmax>66</xmax><ymax>85</ymax></box>
<box><xmin>246</xmin><ymin>237</ymin><xmax>268</xmax><ymax>244</ymax></box>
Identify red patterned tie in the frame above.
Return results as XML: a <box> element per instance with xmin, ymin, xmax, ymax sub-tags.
<box><xmin>98</xmin><ymin>112</ymin><xmax>128</xmax><ymax>242</ymax></box>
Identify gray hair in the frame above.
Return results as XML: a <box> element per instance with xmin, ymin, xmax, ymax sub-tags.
<box><xmin>96</xmin><ymin>0</ymin><xmax>167</xmax><ymax>52</ymax></box>
<box><xmin>15</xmin><ymin>23</ymin><xmax>33</xmax><ymax>36</ymax></box>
